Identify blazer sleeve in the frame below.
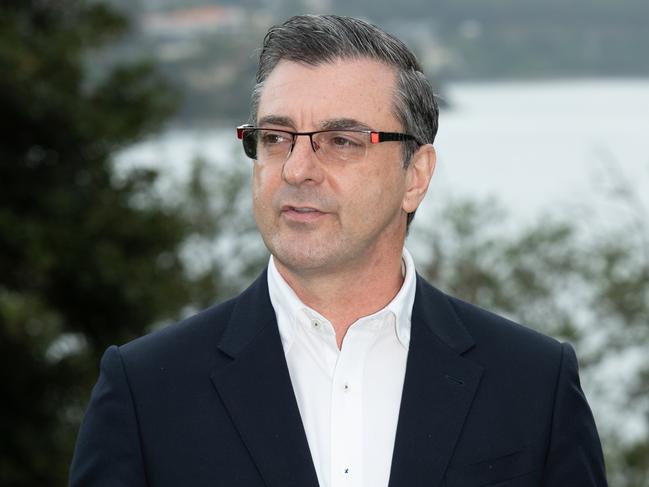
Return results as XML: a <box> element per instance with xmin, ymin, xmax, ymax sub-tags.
<box><xmin>69</xmin><ymin>345</ymin><xmax>148</xmax><ymax>487</ymax></box>
<box><xmin>542</xmin><ymin>342</ymin><xmax>608</xmax><ymax>486</ymax></box>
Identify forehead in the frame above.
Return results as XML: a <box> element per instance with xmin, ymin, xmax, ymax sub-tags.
<box><xmin>256</xmin><ymin>58</ymin><xmax>399</xmax><ymax>130</ymax></box>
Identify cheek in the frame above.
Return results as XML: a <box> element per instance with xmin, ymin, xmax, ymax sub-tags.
<box><xmin>253</xmin><ymin>164</ymin><xmax>276</xmax><ymax>197</ymax></box>
<box><xmin>345</xmin><ymin>164</ymin><xmax>406</xmax><ymax>222</ymax></box>
<box><xmin>252</xmin><ymin>165</ymin><xmax>277</xmax><ymax>220</ymax></box>
<box><xmin>342</xmin><ymin>175</ymin><xmax>399</xmax><ymax>221</ymax></box>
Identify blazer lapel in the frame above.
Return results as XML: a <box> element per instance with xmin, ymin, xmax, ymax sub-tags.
<box><xmin>388</xmin><ymin>276</ymin><xmax>484</xmax><ymax>487</ymax></box>
<box><xmin>210</xmin><ymin>271</ymin><xmax>319</xmax><ymax>487</ymax></box>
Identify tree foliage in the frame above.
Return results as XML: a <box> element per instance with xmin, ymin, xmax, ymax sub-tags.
<box><xmin>0</xmin><ymin>1</ymin><xmax>234</xmax><ymax>484</ymax></box>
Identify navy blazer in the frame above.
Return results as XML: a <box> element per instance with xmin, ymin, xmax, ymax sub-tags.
<box><xmin>70</xmin><ymin>271</ymin><xmax>607</xmax><ymax>486</ymax></box>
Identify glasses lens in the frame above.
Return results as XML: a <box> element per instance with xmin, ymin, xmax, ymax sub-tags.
<box><xmin>241</xmin><ymin>129</ymin><xmax>258</xmax><ymax>159</ymax></box>
<box><xmin>314</xmin><ymin>131</ymin><xmax>368</xmax><ymax>163</ymax></box>
<box><xmin>254</xmin><ymin>129</ymin><xmax>294</xmax><ymax>162</ymax></box>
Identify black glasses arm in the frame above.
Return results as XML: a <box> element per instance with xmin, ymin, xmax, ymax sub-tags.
<box><xmin>375</xmin><ymin>132</ymin><xmax>420</xmax><ymax>144</ymax></box>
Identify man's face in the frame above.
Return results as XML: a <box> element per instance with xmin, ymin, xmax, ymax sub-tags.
<box><xmin>253</xmin><ymin>58</ymin><xmax>422</xmax><ymax>277</ymax></box>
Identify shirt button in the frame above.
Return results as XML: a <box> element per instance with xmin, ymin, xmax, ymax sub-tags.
<box><xmin>343</xmin><ymin>382</ymin><xmax>350</xmax><ymax>392</ymax></box>
<box><xmin>313</xmin><ymin>321</ymin><xmax>320</xmax><ymax>328</ymax></box>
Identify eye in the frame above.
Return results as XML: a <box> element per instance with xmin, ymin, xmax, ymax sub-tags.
<box><xmin>331</xmin><ymin>137</ymin><xmax>354</xmax><ymax>147</ymax></box>
<box><xmin>260</xmin><ymin>130</ymin><xmax>291</xmax><ymax>145</ymax></box>
<box><xmin>324</xmin><ymin>131</ymin><xmax>365</xmax><ymax>150</ymax></box>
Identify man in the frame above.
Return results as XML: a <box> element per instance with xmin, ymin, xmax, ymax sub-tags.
<box><xmin>70</xmin><ymin>15</ymin><xmax>607</xmax><ymax>487</ymax></box>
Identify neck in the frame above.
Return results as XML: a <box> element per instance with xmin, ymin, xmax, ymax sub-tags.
<box><xmin>274</xmin><ymin>245</ymin><xmax>405</xmax><ymax>349</ymax></box>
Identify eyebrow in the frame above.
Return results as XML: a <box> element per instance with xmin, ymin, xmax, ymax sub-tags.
<box><xmin>320</xmin><ymin>118</ymin><xmax>372</xmax><ymax>131</ymax></box>
<box><xmin>257</xmin><ymin>115</ymin><xmax>294</xmax><ymax>128</ymax></box>
<box><xmin>256</xmin><ymin>115</ymin><xmax>372</xmax><ymax>132</ymax></box>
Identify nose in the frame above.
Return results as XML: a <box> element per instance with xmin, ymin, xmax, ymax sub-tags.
<box><xmin>281</xmin><ymin>134</ymin><xmax>325</xmax><ymax>186</ymax></box>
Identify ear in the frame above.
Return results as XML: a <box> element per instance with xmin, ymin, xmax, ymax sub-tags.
<box><xmin>402</xmin><ymin>144</ymin><xmax>436</xmax><ymax>214</ymax></box>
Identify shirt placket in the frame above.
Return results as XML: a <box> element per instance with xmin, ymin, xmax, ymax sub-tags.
<box><xmin>330</xmin><ymin>325</ymin><xmax>375</xmax><ymax>487</ymax></box>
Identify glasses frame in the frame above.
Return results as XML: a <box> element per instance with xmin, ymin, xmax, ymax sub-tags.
<box><xmin>236</xmin><ymin>124</ymin><xmax>420</xmax><ymax>161</ymax></box>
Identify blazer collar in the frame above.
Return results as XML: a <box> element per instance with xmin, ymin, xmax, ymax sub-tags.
<box><xmin>412</xmin><ymin>273</ymin><xmax>476</xmax><ymax>354</ymax></box>
<box><xmin>216</xmin><ymin>269</ymin><xmax>276</xmax><ymax>358</ymax></box>
<box><xmin>388</xmin><ymin>275</ymin><xmax>483</xmax><ymax>487</ymax></box>
<box><xmin>211</xmin><ymin>270</ymin><xmax>320</xmax><ymax>487</ymax></box>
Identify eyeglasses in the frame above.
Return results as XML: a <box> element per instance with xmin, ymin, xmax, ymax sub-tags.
<box><xmin>236</xmin><ymin>124</ymin><xmax>419</xmax><ymax>164</ymax></box>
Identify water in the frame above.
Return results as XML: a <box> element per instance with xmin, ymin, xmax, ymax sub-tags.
<box><xmin>429</xmin><ymin>78</ymin><xmax>649</xmax><ymax>225</ymax></box>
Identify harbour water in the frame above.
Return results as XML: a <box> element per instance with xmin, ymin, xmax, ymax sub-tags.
<box><xmin>431</xmin><ymin>78</ymin><xmax>649</xmax><ymax>224</ymax></box>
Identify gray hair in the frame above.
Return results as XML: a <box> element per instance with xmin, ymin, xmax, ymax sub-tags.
<box><xmin>251</xmin><ymin>15</ymin><xmax>439</xmax><ymax>227</ymax></box>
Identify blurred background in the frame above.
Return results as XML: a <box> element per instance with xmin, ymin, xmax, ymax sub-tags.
<box><xmin>1</xmin><ymin>0</ymin><xmax>648</xmax><ymax>485</ymax></box>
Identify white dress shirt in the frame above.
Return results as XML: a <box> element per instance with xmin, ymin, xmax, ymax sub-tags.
<box><xmin>267</xmin><ymin>248</ymin><xmax>417</xmax><ymax>487</ymax></box>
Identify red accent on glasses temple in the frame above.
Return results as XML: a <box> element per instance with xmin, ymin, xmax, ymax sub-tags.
<box><xmin>370</xmin><ymin>132</ymin><xmax>379</xmax><ymax>144</ymax></box>
<box><xmin>236</xmin><ymin>127</ymin><xmax>244</xmax><ymax>139</ymax></box>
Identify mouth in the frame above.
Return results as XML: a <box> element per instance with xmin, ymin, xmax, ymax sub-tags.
<box><xmin>281</xmin><ymin>205</ymin><xmax>327</xmax><ymax>222</ymax></box>
<box><xmin>290</xmin><ymin>207</ymin><xmax>317</xmax><ymax>213</ymax></box>
<box><xmin>282</xmin><ymin>204</ymin><xmax>322</xmax><ymax>212</ymax></box>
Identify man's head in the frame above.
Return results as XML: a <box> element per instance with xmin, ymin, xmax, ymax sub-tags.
<box><xmin>252</xmin><ymin>15</ymin><xmax>439</xmax><ymax>176</ymax></box>
<box><xmin>248</xmin><ymin>15</ymin><xmax>437</xmax><ymax>277</ymax></box>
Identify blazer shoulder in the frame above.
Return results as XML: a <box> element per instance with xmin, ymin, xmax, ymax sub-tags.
<box><xmin>114</xmin><ymin>269</ymin><xmax>272</xmax><ymax>377</ymax></box>
<box><xmin>447</xmin><ymin>294</ymin><xmax>562</xmax><ymax>357</ymax></box>
<box><xmin>117</xmin><ymin>294</ymin><xmax>239</xmax><ymax>370</ymax></box>
<box><xmin>415</xmin><ymin>276</ymin><xmax>561</xmax><ymax>359</ymax></box>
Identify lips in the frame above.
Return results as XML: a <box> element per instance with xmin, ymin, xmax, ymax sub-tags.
<box><xmin>281</xmin><ymin>205</ymin><xmax>322</xmax><ymax>213</ymax></box>
<box><xmin>281</xmin><ymin>205</ymin><xmax>327</xmax><ymax>222</ymax></box>
<box><xmin>289</xmin><ymin>207</ymin><xmax>317</xmax><ymax>213</ymax></box>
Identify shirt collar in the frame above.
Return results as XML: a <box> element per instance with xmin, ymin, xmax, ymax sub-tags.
<box><xmin>267</xmin><ymin>248</ymin><xmax>417</xmax><ymax>351</ymax></box>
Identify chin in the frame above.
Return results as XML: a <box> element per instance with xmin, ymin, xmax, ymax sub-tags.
<box><xmin>267</xmin><ymin>236</ymin><xmax>345</xmax><ymax>274</ymax></box>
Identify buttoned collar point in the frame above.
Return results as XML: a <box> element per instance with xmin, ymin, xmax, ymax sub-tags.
<box><xmin>267</xmin><ymin>247</ymin><xmax>417</xmax><ymax>353</ymax></box>
<box><xmin>302</xmin><ymin>308</ymin><xmax>336</xmax><ymax>337</ymax></box>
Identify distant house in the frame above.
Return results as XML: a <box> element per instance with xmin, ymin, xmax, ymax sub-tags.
<box><xmin>142</xmin><ymin>5</ymin><xmax>244</xmax><ymax>38</ymax></box>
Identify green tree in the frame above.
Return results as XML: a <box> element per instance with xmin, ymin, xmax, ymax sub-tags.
<box><xmin>0</xmin><ymin>1</ymin><xmax>237</xmax><ymax>484</ymax></box>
